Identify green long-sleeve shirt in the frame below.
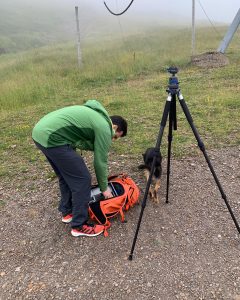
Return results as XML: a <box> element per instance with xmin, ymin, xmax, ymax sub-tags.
<box><xmin>32</xmin><ymin>100</ymin><xmax>114</xmax><ymax>191</ymax></box>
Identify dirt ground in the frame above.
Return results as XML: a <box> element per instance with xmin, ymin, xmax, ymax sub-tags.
<box><xmin>191</xmin><ymin>52</ymin><xmax>229</xmax><ymax>68</ymax></box>
<box><xmin>0</xmin><ymin>146</ymin><xmax>240</xmax><ymax>300</ymax></box>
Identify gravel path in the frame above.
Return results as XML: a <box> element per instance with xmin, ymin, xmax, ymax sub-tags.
<box><xmin>0</xmin><ymin>147</ymin><xmax>240</xmax><ymax>300</ymax></box>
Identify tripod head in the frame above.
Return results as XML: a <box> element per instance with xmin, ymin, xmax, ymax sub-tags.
<box><xmin>167</xmin><ymin>66</ymin><xmax>178</xmax><ymax>76</ymax></box>
<box><xmin>167</xmin><ymin>66</ymin><xmax>179</xmax><ymax>95</ymax></box>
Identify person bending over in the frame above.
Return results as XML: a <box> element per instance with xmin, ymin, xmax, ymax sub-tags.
<box><xmin>32</xmin><ymin>100</ymin><xmax>127</xmax><ymax>237</ymax></box>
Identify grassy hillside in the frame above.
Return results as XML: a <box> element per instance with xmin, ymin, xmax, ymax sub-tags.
<box><xmin>0</xmin><ymin>0</ymin><xmax>109</xmax><ymax>53</ymax></box>
<box><xmin>0</xmin><ymin>0</ymin><xmax>176</xmax><ymax>53</ymax></box>
<box><xmin>0</xmin><ymin>26</ymin><xmax>240</xmax><ymax>185</ymax></box>
<box><xmin>0</xmin><ymin>3</ymin><xmax>68</xmax><ymax>52</ymax></box>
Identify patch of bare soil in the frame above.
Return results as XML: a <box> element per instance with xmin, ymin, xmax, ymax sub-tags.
<box><xmin>1</xmin><ymin>146</ymin><xmax>240</xmax><ymax>300</ymax></box>
<box><xmin>191</xmin><ymin>52</ymin><xmax>229</xmax><ymax>68</ymax></box>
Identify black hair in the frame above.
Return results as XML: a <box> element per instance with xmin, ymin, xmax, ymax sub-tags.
<box><xmin>110</xmin><ymin>115</ymin><xmax>128</xmax><ymax>137</ymax></box>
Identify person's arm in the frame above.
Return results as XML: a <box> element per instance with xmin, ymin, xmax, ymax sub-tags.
<box><xmin>93</xmin><ymin>130</ymin><xmax>112</xmax><ymax>196</ymax></box>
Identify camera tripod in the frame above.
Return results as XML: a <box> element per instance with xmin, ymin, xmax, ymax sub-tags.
<box><xmin>129</xmin><ymin>67</ymin><xmax>240</xmax><ymax>260</ymax></box>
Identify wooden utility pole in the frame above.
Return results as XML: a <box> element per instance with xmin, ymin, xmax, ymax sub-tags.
<box><xmin>75</xmin><ymin>6</ymin><xmax>82</xmax><ymax>67</ymax></box>
<box><xmin>217</xmin><ymin>8</ymin><xmax>240</xmax><ymax>53</ymax></box>
<box><xmin>192</xmin><ymin>0</ymin><xmax>196</xmax><ymax>56</ymax></box>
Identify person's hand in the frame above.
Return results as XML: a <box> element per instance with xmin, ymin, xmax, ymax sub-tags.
<box><xmin>102</xmin><ymin>188</ymin><xmax>113</xmax><ymax>199</ymax></box>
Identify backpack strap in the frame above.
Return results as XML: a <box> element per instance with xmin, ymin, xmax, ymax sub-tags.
<box><xmin>89</xmin><ymin>202</ymin><xmax>111</xmax><ymax>237</ymax></box>
<box><xmin>125</xmin><ymin>186</ymin><xmax>135</xmax><ymax>210</ymax></box>
<box><xmin>119</xmin><ymin>207</ymin><xmax>125</xmax><ymax>222</ymax></box>
<box><xmin>103</xmin><ymin>220</ymin><xmax>111</xmax><ymax>237</ymax></box>
<box><xmin>108</xmin><ymin>173</ymin><xmax>128</xmax><ymax>181</ymax></box>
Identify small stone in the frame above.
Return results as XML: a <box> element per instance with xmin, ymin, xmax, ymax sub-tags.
<box><xmin>147</xmin><ymin>282</ymin><xmax>152</xmax><ymax>287</ymax></box>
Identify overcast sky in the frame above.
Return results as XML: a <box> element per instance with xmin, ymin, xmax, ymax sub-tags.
<box><xmin>4</xmin><ymin>0</ymin><xmax>239</xmax><ymax>24</ymax></box>
<box><xmin>75</xmin><ymin>0</ymin><xmax>239</xmax><ymax>24</ymax></box>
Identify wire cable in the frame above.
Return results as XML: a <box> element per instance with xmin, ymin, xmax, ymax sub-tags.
<box><xmin>104</xmin><ymin>0</ymin><xmax>135</xmax><ymax>16</ymax></box>
<box><xmin>197</xmin><ymin>0</ymin><xmax>222</xmax><ymax>38</ymax></box>
<box><xmin>115</xmin><ymin>0</ymin><xmax>127</xmax><ymax>43</ymax></box>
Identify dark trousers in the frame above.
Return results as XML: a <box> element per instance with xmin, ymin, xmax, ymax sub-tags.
<box><xmin>34</xmin><ymin>141</ymin><xmax>91</xmax><ymax>228</ymax></box>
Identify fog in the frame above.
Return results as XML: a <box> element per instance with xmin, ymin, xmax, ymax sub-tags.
<box><xmin>0</xmin><ymin>0</ymin><xmax>239</xmax><ymax>52</ymax></box>
<box><xmin>75</xmin><ymin>0</ymin><xmax>239</xmax><ymax>24</ymax></box>
<box><xmin>2</xmin><ymin>0</ymin><xmax>239</xmax><ymax>24</ymax></box>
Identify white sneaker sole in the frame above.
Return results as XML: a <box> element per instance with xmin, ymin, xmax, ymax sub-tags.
<box><xmin>61</xmin><ymin>217</ymin><xmax>73</xmax><ymax>224</ymax></box>
<box><xmin>71</xmin><ymin>229</ymin><xmax>103</xmax><ymax>237</ymax></box>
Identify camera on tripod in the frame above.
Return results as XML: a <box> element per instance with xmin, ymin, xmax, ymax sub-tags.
<box><xmin>167</xmin><ymin>67</ymin><xmax>179</xmax><ymax>93</ymax></box>
<box><xmin>167</xmin><ymin>66</ymin><xmax>178</xmax><ymax>76</ymax></box>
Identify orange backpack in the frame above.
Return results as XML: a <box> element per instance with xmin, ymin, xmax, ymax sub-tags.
<box><xmin>89</xmin><ymin>174</ymin><xmax>140</xmax><ymax>236</ymax></box>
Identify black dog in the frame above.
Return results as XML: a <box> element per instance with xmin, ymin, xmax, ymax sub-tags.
<box><xmin>138</xmin><ymin>147</ymin><xmax>162</xmax><ymax>203</ymax></box>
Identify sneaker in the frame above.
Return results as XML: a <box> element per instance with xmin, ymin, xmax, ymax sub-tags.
<box><xmin>62</xmin><ymin>213</ymin><xmax>73</xmax><ymax>223</ymax></box>
<box><xmin>71</xmin><ymin>224</ymin><xmax>104</xmax><ymax>237</ymax></box>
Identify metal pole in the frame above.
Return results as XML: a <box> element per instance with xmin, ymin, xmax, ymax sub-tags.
<box><xmin>192</xmin><ymin>0</ymin><xmax>196</xmax><ymax>56</ymax></box>
<box><xmin>75</xmin><ymin>6</ymin><xmax>82</xmax><ymax>67</ymax></box>
<box><xmin>217</xmin><ymin>8</ymin><xmax>240</xmax><ymax>53</ymax></box>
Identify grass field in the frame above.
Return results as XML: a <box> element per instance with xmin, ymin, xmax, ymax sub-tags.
<box><xmin>0</xmin><ymin>26</ymin><xmax>240</xmax><ymax>186</ymax></box>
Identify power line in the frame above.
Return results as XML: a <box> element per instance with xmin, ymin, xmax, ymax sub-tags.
<box><xmin>104</xmin><ymin>0</ymin><xmax>135</xmax><ymax>16</ymax></box>
<box><xmin>197</xmin><ymin>0</ymin><xmax>222</xmax><ymax>38</ymax></box>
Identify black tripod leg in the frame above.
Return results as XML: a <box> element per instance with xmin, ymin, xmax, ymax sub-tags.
<box><xmin>128</xmin><ymin>95</ymin><xmax>172</xmax><ymax>261</ymax></box>
<box><xmin>178</xmin><ymin>92</ymin><xmax>240</xmax><ymax>234</ymax></box>
<box><xmin>166</xmin><ymin>95</ymin><xmax>176</xmax><ymax>203</ymax></box>
<box><xmin>166</xmin><ymin>115</ymin><xmax>173</xmax><ymax>203</ymax></box>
